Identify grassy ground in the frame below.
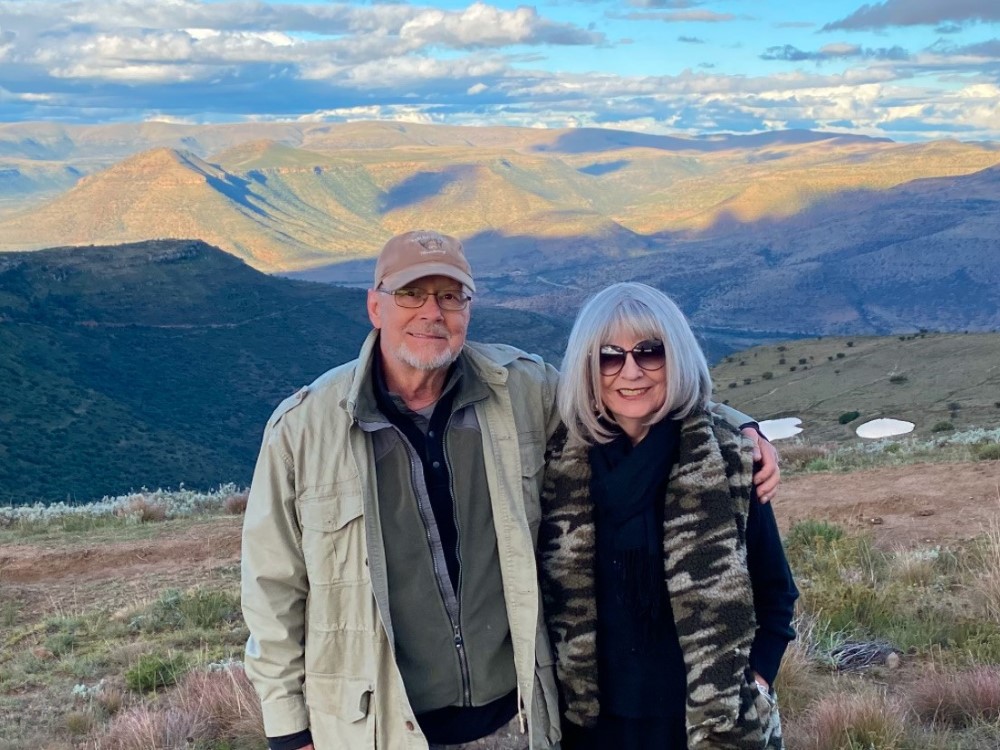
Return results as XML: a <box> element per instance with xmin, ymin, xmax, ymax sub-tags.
<box><xmin>2</xmin><ymin>443</ymin><xmax>999</xmax><ymax>748</ymax></box>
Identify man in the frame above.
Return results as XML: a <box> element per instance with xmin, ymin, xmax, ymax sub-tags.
<box><xmin>241</xmin><ymin>230</ymin><xmax>780</xmax><ymax>750</ymax></box>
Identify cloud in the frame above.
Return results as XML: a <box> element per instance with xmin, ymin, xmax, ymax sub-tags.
<box><xmin>824</xmin><ymin>0</ymin><xmax>1000</xmax><ymax>31</ymax></box>
<box><xmin>761</xmin><ymin>43</ymin><xmax>909</xmax><ymax>62</ymax></box>
<box><xmin>627</xmin><ymin>0</ymin><xmax>701</xmax><ymax>7</ymax></box>
<box><xmin>399</xmin><ymin>4</ymin><xmax>601</xmax><ymax>48</ymax></box>
<box><xmin>933</xmin><ymin>38</ymin><xmax>1000</xmax><ymax>58</ymax></box>
<box><xmin>678</xmin><ymin>36</ymin><xmax>705</xmax><ymax>44</ymax></box>
<box><xmin>620</xmin><ymin>10</ymin><xmax>737</xmax><ymax>23</ymax></box>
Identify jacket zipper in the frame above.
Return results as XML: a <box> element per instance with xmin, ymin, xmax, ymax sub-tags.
<box><xmin>399</xmin><ymin>425</ymin><xmax>473</xmax><ymax>706</ymax></box>
<box><xmin>444</xmin><ymin>413</ymin><xmax>472</xmax><ymax>706</ymax></box>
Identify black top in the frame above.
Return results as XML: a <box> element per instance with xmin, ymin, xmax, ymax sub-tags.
<box><xmin>584</xmin><ymin>420</ymin><xmax>797</xmax><ymax>742</ymax></box>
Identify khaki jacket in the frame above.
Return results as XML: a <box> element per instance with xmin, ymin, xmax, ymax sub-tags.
<box><xmin>241</xmin><ymin>331</ymin><xmax>562</xmax><ymax>749</ymax></box>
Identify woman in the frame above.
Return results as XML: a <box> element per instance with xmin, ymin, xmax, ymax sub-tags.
<box><xmin>538</xmin><ymin>283</ymin><xmax>797</xmax><ymax>750</ymax></box>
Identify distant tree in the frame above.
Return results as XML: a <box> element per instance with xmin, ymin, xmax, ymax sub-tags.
<box><xmin>889</xmin><ymin>374</ymin><xmax>908</xmax><ymax>384</ymax></box>
<box><xmin>762</xmin><ymin>371</ymin><xmax>774</xmax><ymax>380</ymax></box>
<box><xmin>798</xmin><ymin>358</ymin><xmax>807</xmax><ymax>364</ymax></box>
<box><xmin>931</xmin><ymin>421</ymin><xmax>954</xmax><ymax>432</ymax></box>
<box><xmin>838</xmin><ymin>411</ymin><xmax>860</xmax><ymax>424</ymax></box>
<box><xmin>836</xmin><ymin>352</ymin><xmax>846</xmax><ymax>359</ymax></box>
<box><xmin>847</xmin><ymin>341</ymin><xmax>854</xmax><ymax>347</ymax></box>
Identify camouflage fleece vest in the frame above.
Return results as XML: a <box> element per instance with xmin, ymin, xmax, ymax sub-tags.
<box><xmin>538</xmin><ymin>409</ymin><xmax>783</xmax><ymax>749</ymax></box>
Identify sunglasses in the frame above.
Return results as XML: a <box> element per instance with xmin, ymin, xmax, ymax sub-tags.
<box><xmin>598</xmin><ymin>340</ymin><xmax>666</xmax><ymax>376</ymax></box>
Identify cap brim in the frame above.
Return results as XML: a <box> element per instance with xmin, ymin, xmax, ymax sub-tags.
<box><xmin>381</xmin><ymin>262</ymin><xmax>476</xmax><ymax>293</ymax></box>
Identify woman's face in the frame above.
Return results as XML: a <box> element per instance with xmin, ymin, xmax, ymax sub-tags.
<box><xmin>598</xmin><ymin>330</ymin><xmax>667</xmax><ymax>444</ymax></box>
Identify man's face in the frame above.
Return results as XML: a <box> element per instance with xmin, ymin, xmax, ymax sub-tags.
<box><xmin>367</xmin><ymin>275</ymin><xmax>471</xmax><ymax>376</ymax></box>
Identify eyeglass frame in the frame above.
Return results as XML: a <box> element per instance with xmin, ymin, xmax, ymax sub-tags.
<box><xmin>597</xmin><ymin>339</ymin><xmax>666</xmax><ymax>376</ymax></box>
<box><xmin>377</xmin><ymin>286</ymin><xmax>473</xmax><ymax>311</ymax></box>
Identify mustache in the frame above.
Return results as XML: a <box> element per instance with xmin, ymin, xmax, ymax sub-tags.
<box><xmin>408</xmin><ymin>325</ymin><xmax>450</xmax><ymax>338</ymax></box>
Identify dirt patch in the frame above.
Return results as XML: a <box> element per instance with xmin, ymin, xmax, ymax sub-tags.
<box><xmin>774</xmin><ymin>461</ymin><xmax>1000</xmax><ymax>548</ymax></box>
<box><xmin>0</xmin><ymin>517</ymin><xmax>242</xmax><ymax>627</ymax></box>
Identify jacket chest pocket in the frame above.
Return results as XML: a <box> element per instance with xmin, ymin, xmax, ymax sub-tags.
<box><xmin>298</xmin><ymin>492</ymin><xmax>368</xmax><ymax>585</ymax></box>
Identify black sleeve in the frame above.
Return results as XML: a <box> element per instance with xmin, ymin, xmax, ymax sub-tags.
<box><xmin>268</xmin><ymin>729</ymin><xmax>313</xmax><ymax>750</ymax></box>
<box><xmin>746</xmin><ymin>489</ymin><xmax>798</xmax><ymax>685</ymax></box>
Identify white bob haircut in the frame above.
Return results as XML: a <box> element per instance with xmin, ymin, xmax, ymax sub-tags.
<box><xmin>558</xmin><ymin>282</ymin><xmax>712</xmax><ymax>445</ymax></box>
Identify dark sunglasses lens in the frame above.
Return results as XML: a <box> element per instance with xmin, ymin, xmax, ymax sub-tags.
<box><xmin>599</xmin><ymin>351</ymin><xmax>626</xmax><ymax>375</ymax></box>
<box><xmin>633</xmin><ymin>341</ymin><xmax>666</xmax><ymax>370</ymax></box>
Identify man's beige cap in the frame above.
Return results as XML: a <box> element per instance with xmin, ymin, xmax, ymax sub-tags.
<box><xmin>374</xmin><ymin>230</ymin><xmax>476</xmax><ymax>293</ymax></box>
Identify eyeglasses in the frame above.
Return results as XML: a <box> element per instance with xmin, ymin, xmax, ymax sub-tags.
<box><xmin>598</xmin><ymin>340</ymin><xmax>666</xmax><ymax>376</ymax></box>
<box><xmin>378</xmin><ymin>287</ymin><xmax>472</xmax><ymax>311</ymax></box>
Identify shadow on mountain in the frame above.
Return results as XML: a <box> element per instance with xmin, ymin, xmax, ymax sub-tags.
<box><xmin>578</xmin><ymin>160</ymin><xmax>630</xmax><ymax>176</ymax></box>
<box><xmin>533</xmin><ymin>128</ymin><xmax>887</xmax><ymax>155</ymax></box>
<box><xmin>379</xmin><ymin>166</ymin><xmax>477</xmax><ymax>212</ymax></box>
<box><xmin>205</xmin><ymin>173</ymin><xmax>270</xmax><ymax>218</ymax></box>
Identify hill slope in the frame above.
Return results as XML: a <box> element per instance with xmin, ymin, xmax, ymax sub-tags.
<box><xmin>0</xmin><ymin>240</ymin><xmax>567</xmax><ymax>503</ymax></box>
<box><xmin>711</xmin><ymin>332</ymin><xmax>1000</xmax><ymax>441</ymax></box>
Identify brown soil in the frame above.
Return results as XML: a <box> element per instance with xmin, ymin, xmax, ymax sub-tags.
<box><xmin>2</xmin><ymin>462</ymin><xmax>998</xmax><ymax>628</ymax></box>
<box><xmin>774</xmin><ymin>460</ymin><xmax>1000</xmax><ymax>549</ymax></box>
<box><xmin>0</xmin><ymin>517</ymin><xmax>242</xmax><ymax>628</ymax></box>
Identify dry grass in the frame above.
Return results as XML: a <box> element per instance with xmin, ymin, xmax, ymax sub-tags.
<box><xmin>786</xmin><ymin>688</ymin><xmax>908</xmax><ymax>750</ymax></box>
<box><xmin>95</xmin><ymin>666</ymin><xmax>263</xmax><ymax>749</ymax></box>
<box><xmin>223</xmin><ymin>492</ymin><xmax>249</xmax><ymax>516</ymax></box>
<box><xmin>115</xmin><ymin>497</ymin><xmax>167</xmax><ymax>524</ymax></box>
<box><xmin>906</xmin><ymin>666</ymin><xmax>1000</xmax><ymax>727</ymax></box>
<box><xmin>967</xmin><ymin>516</ymin><xmax>1000</xmax><ymax>623</ymax></box>
<box><xmin>777</xmin><ymin>443</ymin><xmax>831</xmax><ymax>471</ymax></box>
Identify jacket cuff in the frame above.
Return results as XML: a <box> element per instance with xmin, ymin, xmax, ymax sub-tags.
<box><xmin>749</xmin><ymin>631</ymin><xmax>791</xmax><ymax>686</ymax></box>
<box><xmin>261</xmin><ymin>695</ymin><xmax>310</xmax><ymax>739</ymax></box>
<box><xmin>268</xmin><ymin>729</ymin><xmax>313</xmax><ymax>750</ymax></box>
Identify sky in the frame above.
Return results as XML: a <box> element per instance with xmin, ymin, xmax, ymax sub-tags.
<box><xmin>1</xmin><ymin>0</ymin><xmax>998</xmax><ymax>140</ymax></box>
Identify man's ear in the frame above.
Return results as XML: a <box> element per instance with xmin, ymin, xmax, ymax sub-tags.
<box><xmin>367</xmin><ymin>289</ymin><xmax>382</xmax><ymax>329</ymax></box>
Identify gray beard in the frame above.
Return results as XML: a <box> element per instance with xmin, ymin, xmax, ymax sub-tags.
<box><xmin>393</xmin><ymin>342</ymin><xmax>459</xmax><ymax>372</ymax></box>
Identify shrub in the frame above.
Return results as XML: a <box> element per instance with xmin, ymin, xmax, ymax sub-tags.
<box><xmin>790</xmin><ymin>366</ymin><xmax>797</xmax><ymax>371</ymax></box>
<box><xmin>134</xmin><ymin>589</ymin><xmax>242</xmax><ymax>632</ymax></box>
<box><xmin>798</xmin><ymin>358</ymin><xmax>807</xmax><ymax>364</ymax></box>
<box><xmin>838</xmin><ymin>411</ymin><xmax>860</xmax><ymax>424</ymax></box>
<box><xmin>223</xmin><ymin>492</ymin><xmax>249</xmax><ymax>515</ymax></box>
<box><xmin>931</xmin><ymin>421</ymin><xmax>954</xmax><ymax>433</ymax></box>
<box><xmin>125</xmin><ymin>653</ymin><xmax>188</xmax><ymax>693</ymax></box>
<box><xmin>972</xmin><ymin>444</ymin><xmax>1000</xmax><ymax>462</ymax></box>
<box><xmin>995</xmin><ymin>401</ymin><xmax>1000</xmax><ymax>409</ymax></box>
<box><xmin>762</xmin><ymin>371</ymin><xmax>774</xmax><ymax>380</ymax></box>
<box><xmin>889</xmin><ymin>374</ymin><xmax>908</xmax><ymax>384</ymax></box>
<box><xmin>785</xmin><ymin>519</ymin><xmax>845</xmax><ymax>551</ymax></box>
<box><xmin>778</xmin><ymin>357</ymin><xmax>786</xmax><ymax>365</ymax></box>
<box><xmin>778</xmin><ymin>444</ymin><xmax>830</xmax><ymax>470</ymax></box>
<box><xmin>728</xmin><ymin>382</ymin><xmax>737</xmax><ymax>389</ymax></box>
<box><xmin>743</xmin><ymin>378</ymin><xmax>751</xmax><ymax>385</ymax></box>
<box><xmin>847</xmin><ymin>341</ymin><xmax>855</xmax><ymax>347</ymax></box>
<box><xmin>63</xmin><ymin>710</ymin><xmax>94</xmax><ymax>736</ymax></box>
<box><xmin>777</xmin><ymin>345</ymin><xmax>787</xmax><ymax>351</ymax></box>
<box><xmin>836</xmin><ymin>352</ymin><xmax>845</xmax><ymax>359</ymax></box>
<box><xmin>804</xmin><ymin>458</ymin><xmax>831</xmax><ymax>472</ymax></box>
<box><xmin>116</xmin><ymin>497</ymin><xmax>167</xmax><ymax>523</ymax></box>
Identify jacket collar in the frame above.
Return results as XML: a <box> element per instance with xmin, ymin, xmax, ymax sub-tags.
<box><xmin>343</xmin><ymin>330</ymin><xmax>499</xmax><ymax>421</ymax></box>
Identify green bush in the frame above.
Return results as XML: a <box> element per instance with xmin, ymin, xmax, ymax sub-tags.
<box><xmin>889</xmin><ymin>374</ymin><xmax>908</xmax><ymax>384</ymax></box>
<box><xmin>762</xmin><ymin>371</ymin><xmax>774</xmax><ymax>380</ymax></box>
<box><xmin>932</xmin><ymin>421</ymin><xmax>954</xmax><ymax>433</ymax></box>
<box><xmin>125</xmin><ymin>653</ymin><xmax>187</xmax><ymax>693</ymax></box>
<box><xmin>836</xmin><ymin>352</ymin><xmax>846</xmax><ymax>359</ymax></box>
<box><xmin>132</xmin><ymin>589</ymin><xmax>242</xmax><ymax>632</ymax></box>
<box><xmin>972</xmin><ymin>444</ymin><xmax>1000</xmax><ymax>462</ymax></box>
<box><xmin>839</xmin><ymin>411</ymin><xmax>861</xmax><ymax>424</ymax></box>
<box><xmin>785</xmin><ymin>519</ymin><xmax>845</xmax><ymax>551</ymax></box>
